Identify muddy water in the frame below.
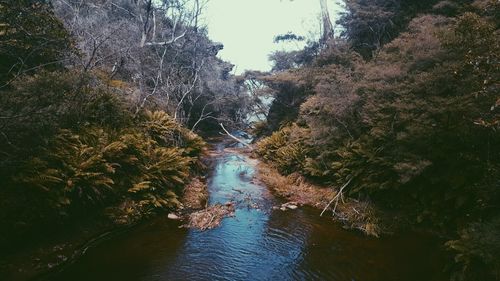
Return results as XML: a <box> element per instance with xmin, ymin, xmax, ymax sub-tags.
<box><xmin>49</xmin><ymin>141</ymin><xmax>447</xmax><ymax>281</ymax></box>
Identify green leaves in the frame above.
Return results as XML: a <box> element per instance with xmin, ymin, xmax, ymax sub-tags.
<box><xmin>129</xmin><ymin>181</ymin><xmax>152</xmax><ymax>193</ymax></box>
<box><xmin>142</xmin><ymin>110</ymin><xmax>206</xmax><ymax>157</ymax></box>
<box><xmin>10</xmin><ymin>107</ymin><xmax>204</xmax><ymax>217</ymax></box>
<box><xmin>18</xmin><ymin>128</ymin><xmax>116</xmax><ymax>208</ymax></box>
<box><xmin>446</xmin><ymin>217</ymin><xmax>500</xmax><ymax>281</ymax></box>
<box><xmin>255</xmin><ymin>4</ymin><xmax>499</xmax><ymax>281</ymax></box>
<box><xmin>256</xmin><ymin>124</ymin><xmax>309</xmax><ymax>174</ymax></box>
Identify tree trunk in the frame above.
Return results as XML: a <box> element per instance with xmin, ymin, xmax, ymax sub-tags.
<box><xmin>320</xmin><ymin>0</ymin><xmax>334</xmax><ymax>43</ymax></box>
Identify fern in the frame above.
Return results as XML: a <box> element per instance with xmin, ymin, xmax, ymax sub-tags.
<box><xmin>256</xmin><ymin>124</ymin><xmax>309</xmax><ymax>174</ymax></box>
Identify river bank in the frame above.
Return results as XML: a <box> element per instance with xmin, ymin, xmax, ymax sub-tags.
<box><xmin>252</xmin><ymin>150</ymin><xmax>453</xmax><ymax>240</ymax></box>
<box><xmin>0</xmin><ymin>175</ymin><xmax>210</xmax><ymax>281</ymax></box>
<box><xmin>255</xmin><ymin>161</ymin><xmax>383</xmax><ymax>237</ymax></box>
<box><xmin>46</xmin><ymin>138</ymin><xmax>448</xmax><ymax>281</ymax></box>
<box><xmin>1</xmin><ymin>138</ymin><xmax>449</xmax><ymax>281</ymax></box>
<box><xmin>0</xmin><ymin>139</ymin><xmax>228</xmax><ymax>281</ymax></box>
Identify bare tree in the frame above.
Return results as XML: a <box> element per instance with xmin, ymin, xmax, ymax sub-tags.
<box><xmin>320</xmin><ymin>0</ymin><xmax>334</xmax><ymax>43</ymax></box>
<box><xmin>51</xmin><ymin>0</ymin><xmax>244</xmax><ymax>130</ymax></box>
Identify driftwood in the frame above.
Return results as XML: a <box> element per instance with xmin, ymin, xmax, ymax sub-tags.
<box><xmin>185</xmin><ymin>203</ymin><xmax>235</xmax><ymax>231</ymax></box>
<box><xmin>219</xmin><ymin>123</ymin><xmax>252</xmax><ymax>149</ymax></box>
<box><xmin>320</xmin><ymin>177</ymin><xmax>353</xmax><ymax>217</ymax></box>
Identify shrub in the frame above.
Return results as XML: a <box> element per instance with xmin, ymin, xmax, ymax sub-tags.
<box><xmin>0</xmin><ymin>71</ymin><xmax>206</xmax><ymax>246</ymax></box>
<box><xmin>257</xmin><ymin>8</ymin><xmax>499</xmax><ymax>280</ymax></box>
<box><xmin>255</xmin><ymin>124</ymin><xmax>309</xmax><ymax>174</ymax></box>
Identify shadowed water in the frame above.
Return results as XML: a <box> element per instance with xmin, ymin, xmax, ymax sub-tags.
<box><xmin>49</xmin><ymin>141</ymin><xmax>447</xmax><ymax>281</ymax></box>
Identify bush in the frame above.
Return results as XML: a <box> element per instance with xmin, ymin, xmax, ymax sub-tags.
<box><xmin>257</xmin><ymin>9</ymin><xmax>499</xmax><ymax>281</ymax></box>
<box><xmin>446</xmin><ymin>217</ymin><xmax>500</xmax><ymax>281</ymax></box>
<box><xmin>255</xmin><ymin>124</ymin><xmax>309</xmax><ymax>174</ymax></box>
<box><xmin>0</xmin><ymin>71</ymin><xmax>206</xmax><ymax>246</ymax></box>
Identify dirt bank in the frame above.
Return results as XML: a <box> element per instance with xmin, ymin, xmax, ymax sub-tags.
<box><xmin>255</xmin><ymin>161</ymin><xmax>382</xmax><ymax>237</ymax></box>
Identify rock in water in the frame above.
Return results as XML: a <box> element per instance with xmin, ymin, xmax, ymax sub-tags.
<box><xmin>286</xmin><ymin>204</ymin><xmax>298</xmax><ymax>210</ymax></box>
<box><xmin>168</xmin><ymin>213</ymin><xmax>180</xmax><ymax>220</ymax></box>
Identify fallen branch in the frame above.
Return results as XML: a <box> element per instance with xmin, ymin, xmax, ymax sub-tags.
<box><xmin>219</xmin><ymin>123</ymin><xmax>252</xmax><ymax>149</ymax></box>
<box><xmin>144</xmin><ymin>31</ymin><xmax>187</xmax><ymax>46</ymax></box>
<box><xmin>320</xmin><ymin>177</ymin><xmax>353</xmax><ymax>217</ymax></box>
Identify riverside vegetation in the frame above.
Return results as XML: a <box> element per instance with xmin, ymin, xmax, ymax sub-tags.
<box><xmin>0</xmin><ymin>1</ymin><xmax>499</xmax><ymax>281</ymax></box>
<box><xmin>0</xmin><ymin>0</ymin><xmax>247</xmax><ymax>267</ymax></box>
<box><xmin>253</xmin><ymin>0</ymin><xmax>499</xmax><ymax>280</ymax></box>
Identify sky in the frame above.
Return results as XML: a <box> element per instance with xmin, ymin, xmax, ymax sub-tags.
<box><xmin>202</xmin><ymin>0</ymin><xmax>343</xmax><ymax>74</ymax></box>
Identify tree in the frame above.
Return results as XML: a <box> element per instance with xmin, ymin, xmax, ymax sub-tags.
<box><xmin>0</xmin><ymin>0</ymin><xmax>73</xmax><ymax>85</ymax></box>
<box><xmin>51</xmin><ymin>0</ymin><xmax>241</xmax><ymax>130</ymax></box>
<box><xmin>338</xmin><ymin>0</ymin><xmax>440</xmax><ymax>59</ymax></box>
<box><xmin>256</xmin><ymin>4</ymin><xmax>499</xmax><ymax>279</ymax></box>
<box><xmin>319</xmin><ymin>0</ymin><xmax>334</xmax><ymax>44</ymax></box>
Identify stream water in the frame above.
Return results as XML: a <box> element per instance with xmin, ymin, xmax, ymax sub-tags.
<box><xmin>49</xmin><ymin>140</ymin><xmax>447</xmax><ymax>281</ymax></box>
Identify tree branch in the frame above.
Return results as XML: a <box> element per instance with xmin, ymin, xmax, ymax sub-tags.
<box><xmin>320</xmin><ymin>177</ymin><xmax>353</xmax><ymax>217</ymax></box>
<box><xmin>219</xmin><ymin>123</ymin><xmax>252</xmax><ymax>149</ymax></box>
<box><xmin>144</xmin><ymin>31</ymin><xmax>187</xmax><ymax>46</ymax></box>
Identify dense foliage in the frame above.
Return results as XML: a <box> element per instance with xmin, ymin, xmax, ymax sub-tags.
<box><xmin>49</xmin><ymin>0</ymin><xmax>250</xmax><ymax>130</ymax></box>
<box><xmin>0</xmin><ymin>0</ymin><xmax>73</xmax><ymax>84</ymax></box>
<box><xmin>0</xmin><ymin>68</ymin><xmax>206</xmax><ymax>246</ymax></box>
<box><xmin>0</xmin><ymin>0</ymin><xmax>243</xmax><ymax>252</ymax></box>
<box><xmin>257</xmin><ymin>0</ymin><xmax>499</xmax><ymax>280</ymax></box>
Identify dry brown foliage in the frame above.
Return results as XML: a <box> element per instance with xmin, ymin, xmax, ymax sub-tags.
<box><xmin>184</xmin><ymin>203</ymin><xmax>235</xmax><ymax>231</ymax></box>
<box><xmin>181</xmin><ymin>177</ymin><xmax>208</xmax><ymax>210</ymax></box>
<box><xmin>257</xmin><ymin>162</ymin><xmax>381</xmax><ymax>237</ymax></box>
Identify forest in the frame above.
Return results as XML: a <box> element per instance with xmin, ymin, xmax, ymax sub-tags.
<box><xmin>0</xmin><ymin>0</ymin><xmax>499</xmax><ymax>280</ymax></box>
<box><xmin>0</xmin><ymin>0</ymin><xmax>248</xmax><ymax>257</ymax></box>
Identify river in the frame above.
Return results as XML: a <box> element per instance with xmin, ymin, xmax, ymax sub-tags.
<box><xmin>47</xmin><ymin>140</ymin><xmax>447</xmax><ymax>281</ymax></box>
